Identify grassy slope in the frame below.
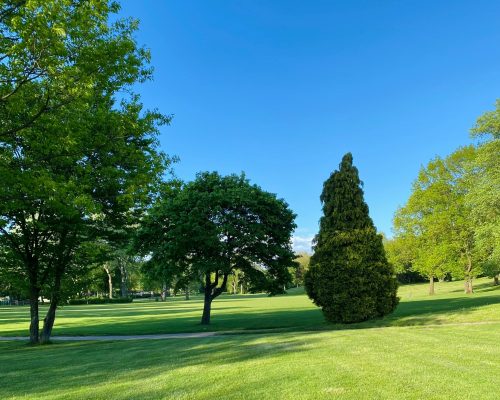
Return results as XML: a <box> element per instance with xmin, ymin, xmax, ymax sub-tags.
<box><xmin>1</xmin><ymin>278</ymin><xmax>499</xmax><ymax>336</ymax></box>
<box><xmin>0</xmin><ymin>278</ymin><xmax>499</xmax><ymax>399</ymax></box>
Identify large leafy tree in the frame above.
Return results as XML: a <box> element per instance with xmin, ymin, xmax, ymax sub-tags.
<box><xmin>467</xmin><ymin>100</ymin><xmax>500</xmax><ymax>285</ymax></box>
<box><xmin>0</xmin><ymin>1</ymin><xmax>171</xmax><ymax>344</ymax></box>
<box><xmin>136</xmin><ymin>172</ymin><xmax>297</xmax><ymax>325</ymax></box>
<box><xmin>305</xmin><ymin>153</ymin><xmax>398</xmax><ymax>323</ymax></box>
<box><xmin>394</xmin><ymin>147</ymin><xmax>480</xmax><ymax>294</ymax></box>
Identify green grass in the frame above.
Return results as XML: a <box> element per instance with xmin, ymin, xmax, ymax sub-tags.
<box><xmin>1</xmin><ymin>278</ymin><xmax>499</xmax><ymax>399</ymax></box>
<box><xmin>1</xmin><ymin>278</ymin><xmax>499</xmax><ymax>336</ymax></box>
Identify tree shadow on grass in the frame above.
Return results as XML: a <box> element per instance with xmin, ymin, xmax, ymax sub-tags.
<box><xmin>0</xmin><ymin>333</ymin><xmax>312</xmax><ymax>399</ymax></box>
<box><xmin>360</xmin><ymin>294</ymin><xmax>500</xmax><ymax>328</ymax></box>
<box><xmin>2</xmin><ymin>288</ymin><xmax>499</xmax><ymax>337</ymax></box>
<box><xmin>449</xmin><ymin>281</ymin><xmax>498</xmax><ymax>293</ymax></box>
<box><xmin>28</xmin><ymin>293</ymin><xmax>500</xmax><ymax>336</ymax></box>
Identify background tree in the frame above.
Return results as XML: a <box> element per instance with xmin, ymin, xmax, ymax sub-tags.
<box><xmin>305</xmin><ymin>153</ymin><xmax>399</xmax><ymax>323</ymax></box>
<box><xmin>291</xmin><ymin>252</ymin><xmax>310</xmax><ymax>287</ymax></box>
<box><xmin>383</xmin><ymin>236</ymin><xmax>425</xmax><ymax>284</ymax></box>
<box><xmin>136</xmin><ymin>172</ymin><xmax>297</xmax><ymax>325</ymax></box>
<box><xmin>393</xmin><ymin>147</ymin><xmax>480</xmax><ymax>294</ymax></box>
<box><xmin>0</xmin><ymin>1</ymin><xmax>171</xmax><ymax>344</ymax></box>
<box><xmin>467</xmin><ymin>100</ymin><xmax>500</xmax><ymax>286</ymax></box>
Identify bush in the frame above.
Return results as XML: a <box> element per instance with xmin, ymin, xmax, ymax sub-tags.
<box><xmin>68</xmin><ymin>297</ymin><xmax>133</xmax><ymax>305</ymax></box>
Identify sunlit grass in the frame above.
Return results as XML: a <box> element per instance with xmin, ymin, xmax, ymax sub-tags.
<box><xmin>1</xmin><ymin>322</ymin><xmax>499</xmax><ymax>399</ymax></box>
<box><xmin>1</xmin><ymin>278</ymin><xmax>499</xmax><ymax>399</ymax></box>
<box><xmin>0</xmin><ymin>278</ymin><xmax>499</xmax><ymax>337</ymax></box>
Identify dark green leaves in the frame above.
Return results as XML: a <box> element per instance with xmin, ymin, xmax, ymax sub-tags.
<box><xmin>306</xmin><ymin>153</ymin><xmax>399</xmax><ymax>323</ymax></box>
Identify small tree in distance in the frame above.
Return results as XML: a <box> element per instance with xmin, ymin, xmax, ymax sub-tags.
<box><xmin>305</xmin><ymin>153</ymin><xmax>399</xmax><ymax>323</ymax></box>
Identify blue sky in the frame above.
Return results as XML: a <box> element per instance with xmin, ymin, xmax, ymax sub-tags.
<box><xmin>119</xmin><ymin>0</ymin><xmax>500</xmax><ymax>252</ymax></box>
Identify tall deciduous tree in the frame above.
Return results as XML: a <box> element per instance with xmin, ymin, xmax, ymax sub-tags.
<box><xmin>467</xmin><ymin>100</ymin><xmax>500</xmax><ymax>285</ymax></box>
<box><xmin>394</xmin><ymin>147</ymin><xmax>480</xmax><ymax>294</ymax></box>
<box><xmin>136</xmin><ymin>172</ymin><xmax>297</xmax><ymax>325</ymax></box>
<box><xmin>305</xmin><ymin>153</ymin><xmax>398</xmax><ymax>323</ymax></box>
<box><xmin>0</xmin><ymin>1</ymin><xmax>171</xmax><ymax>344</ymax></box>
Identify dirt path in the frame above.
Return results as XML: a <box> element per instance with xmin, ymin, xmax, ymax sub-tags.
<box><xmin>1</xmin><ymin>321</ymin><xmax>499</xmax><ymax>342</ymax></box>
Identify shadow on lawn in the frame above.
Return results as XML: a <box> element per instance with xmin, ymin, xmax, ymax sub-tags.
<box><xmin>0</xmin><ymin>333</ymin><xmax>311</xmax><ymax>398</ymax></box>
<box><xmin>40</xmin><ymin>293</ymin><xmax>500</xmax><ymax>336</ymax></box>
<box><xmin>449</xmin><ymin>281</ymin><xmax>498</xmax><ymax>293</ymax></box>
<box><xmin>364</xmin><ymin>294</ymin><xmax>500</xmax><ymax>328</ymax></box>
<box><xmin>2</xmin><ymin>286</ymin><xmax>499</xmax><ymax>337</ymax></box>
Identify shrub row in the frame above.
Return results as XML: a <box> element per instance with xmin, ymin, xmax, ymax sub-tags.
<box><xmin>68</xmin><ymin>297</ymin><xmax>133</xmax><ymax>305</ymax></box>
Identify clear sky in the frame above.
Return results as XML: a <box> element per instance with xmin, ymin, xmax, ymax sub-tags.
<box><xmin>119</xmin><ymin>0</ymin><xmax>500</xmax><ymax>252</ymax></box>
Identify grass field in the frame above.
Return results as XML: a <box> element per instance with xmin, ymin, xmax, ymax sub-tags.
<box><xmin>1</xmin><ymin>278</ymin><xmax>499</xmax><ymax>399</ymax></box>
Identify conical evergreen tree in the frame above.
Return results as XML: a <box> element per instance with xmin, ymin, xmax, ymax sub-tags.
<box><xmin>305</xmin><ymin>153</ymin><xmax>399</xmax><ymax>323</ymax></box>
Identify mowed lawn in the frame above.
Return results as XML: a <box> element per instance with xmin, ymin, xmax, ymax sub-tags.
<box><xmin>1</xmin><ymin>278</ymin><xmax>499</xmax><ymax>336</ymax></box>
<box><xmin>0</xmin><ymin>278</ymin><xmax>499</xmax><ymax>399</ymax></box>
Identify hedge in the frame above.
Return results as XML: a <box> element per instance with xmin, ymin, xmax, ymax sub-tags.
<box><xmin>68</xmin><ymin>297</ymin><xmax>133</xmax><ymax>305</ymax></box>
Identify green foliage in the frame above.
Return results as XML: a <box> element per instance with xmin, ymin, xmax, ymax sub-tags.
<box><xmin>136</xmin><ymin>172</ymin><xmax>297</xmax><ymax>322</ymax></box>
<box><xmin>384</xmin><ymin>236</ymin><xmax>426</xmax><ymax>284</ymax></box>
<box><xmin>470</xmin><ymin>99</ymin><xmax>500</xmax><ymax>139</ymax></box>
<box><xmin>305</xmin><ymin>153</ymin><xmax>398</xmax><ymax>323</ymax></box>
<box><xmin>290</xmin><ymin>252</ymin><xmax>310</xmax><ymax>287</ymax></box>
<box><xmin>0</xmin><ymin>0</ymin><xmax>171</xmax><ymax>342</ymax></box>
<box><xmin>393</xmin><ymin>146</ymin><xmax>481</xmax><ymax>293</ymax></box>
<box><xmin>467</xmin><ymin>100</ymin><xmax>500</xmax><ymax>279</ymax></box>
<box><xmin>393</xmin><ymin>98</ymin><xmax>500</xmax><ymax>295</ymax></box>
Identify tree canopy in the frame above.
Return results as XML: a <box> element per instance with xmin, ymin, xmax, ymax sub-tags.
<box><xmin>0</xmin><ymin>0</ymin><xmax>171</xmax><ymax>344</ymax></box>
<box><xmin>136</xmin><ymin>172</ymin><xmax>297</xmax><ymax>324</ymax></box>
<box><xmin>305</xmin><ymin>153</ymin><xmax>398</xmax><ymax>323</ymax></box>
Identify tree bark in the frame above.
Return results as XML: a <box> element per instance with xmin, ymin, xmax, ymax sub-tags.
<box><xmin>119</xmin><ymin>262</ymin><xmax>128</xmax><ymax>298</ymax></box>
<box><xmin>104</xmin><ymin>265</ymin><xmax>113</xmax><ymax>299</ymax></box>
<box><xmin>201</xmin><ymin>288</ymin><xmax>212</xmax><ymax>325</ymax></box>
<box><xmin>429</xmin><ymin>275</ymin><xmax>435</xmax><ymax>295</ymax></box>
<box><xmin>40</xmin><ymin>263</ymin><xmax>63</xmax><ymax>344</ymax></box>
<box><xmin>29</xmin><ymin>287</ymin><xmax>40</xmax><ymax>344</ymax></box>
<box><xmin>201</xmin><ymin>271</ymin><xmax>229</xmax><ymax>325</ymax></box>
<box><xmin>464</xmin><ymin>256</ymin><xmax>473</xmax><ymax>294</ymax></box>
<box><xmin>494</xmin><ymin>275</ymin><xmax>499</xmax><ymax>286</ymax></box>
<box><xmin>40</xmin><ymin>301</ymin><xmax>57</xmax><ymax>344</ymax></box>
<box><xmin>464</xmin><ymin>278</ymin><xmax>473</xmax><ymax>294</ymax></box>
<box><xmin>161</xmin><ymin>281</ymin><xmax>167</xmax><ymax>301</ymax></box>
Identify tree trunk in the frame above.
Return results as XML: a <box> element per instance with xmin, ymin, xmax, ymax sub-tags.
<box><xmin>493</xmin><ymin>275</ymin><xmax>499</xmax><ymax>286</ymax></box>
<box><xmin>464</xmin><ymin>256</ymin><xmax>473</xmax><ymax>294</ymax></box>
<box><xmin>119</xmin><ymin>263</ymin><xmax>128</xmax><ymax>298</ymax></box>
<box><xmin>40</xmin><ymin>265</ymin><xmax>63</xmax><ymax>344</ymax></box>
<box><xmin>161</xmin><ymin>281</ymin><xmax>167</xmax><ymax>301</ymax></box>
<box><xmin>200</xmin><ymin>271</ymin><xmax>229</xmax><ymax>325</ymax></box>
<box><xmin>185</xmin><ymin>286</ymin><xmax>190</xmax><ymax>300</ymax></box>
<box><xmin>201</xmin><ymin>289</ymin><xmax>212</xmax><ymax>325</ymax></box>
<box><xmin>464</xmin><ymin>278</ymin><xmax>473</xmax><ymax>294</ymax></box>
<box><xmin>429</xmin><ymin>275</ymin><xmax>435</xmax><ymax>295</ymax></box>
<box><xmin>40</xmin><ymin>301</ymin><xmax>57</xmax><ymax>344</ymax></box>
<box><xmin>104</xmin><ymin>265</ymin><xmax>113</xmax><ymax>299</ymax></box>
<box><xmin>29</xmin><ymin>287</ymin><xmax>40</xmax><ymax>344</ymax></box>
